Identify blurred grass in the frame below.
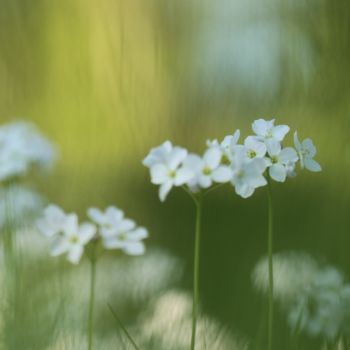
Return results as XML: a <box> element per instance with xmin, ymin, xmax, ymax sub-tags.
<box><xmin>0</xmin><ymin>0</ymin><xmax>350</xmax><ymax>348</ymax></box>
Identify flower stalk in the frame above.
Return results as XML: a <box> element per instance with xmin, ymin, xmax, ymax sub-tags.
<box><xmin>267</xmin><ymin>177</ymin><xmax>274</xmax><ymax>350</ymax></box>
<box><xmin>190</xmin><ymin>193</ymin><xmax>202</xmax><ymax>350</ymax></box>
<box><xmin>88</xmin><ymin>243</ymin><xmax>97</xmax><ymax>350</ymax></box>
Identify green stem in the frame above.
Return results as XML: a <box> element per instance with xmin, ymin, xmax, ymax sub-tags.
<box><xmin>267</xmin><ymin>178</ymin><xmax>274</xmax><ymax>350</ymax></box>
<box><xmin>190</xmin><ymin>195</ymin><xmax>202</xmax><ymax>350</ymax></box>
<box><xmin>88</xmin><ymin>248</ymin><xmax>97</xmax><ymax>350</ymax></box>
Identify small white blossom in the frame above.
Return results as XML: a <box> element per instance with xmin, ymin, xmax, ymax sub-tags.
<box><xmin>143</xmin><ymin>142</ymin><xmax>194</xmax><ymax>201</ymax></box>
<box><xmin>49</xmin><ymin>214</ymin><xmax>96</xmax><ymax>264</ymax></box>
<box><xmin>37</xmin><ymin>204</ymin><xmax>67</xmax><ymax>237</ymax></box>
<box><xmin>242</xmin><ymin>136</ymin><xmax>267</xmax><ymax>161</ymax></box>
<box><xmin>266</xmin><ymin>141</ymin><xmax>298</xmax><ymax>182</ymax></box>
<box><xmin>230</xmin><ymin>147</ymin><xmax>267</xmax><ymax>198</ymax></box>
<box><xmin>294</xmin><ymin>132</ymin><xmax>321</xmax><ymax>172</ymax></box>
<box><xmin>183</xmin><ymin>148</ymin><xmax>232</xmax><ymax>191</ymax></box>
<box><xmin>0</xmin><ymin>121</ymin><xmax>56</xmax><ymax>181</ymax></box>
<box><xmin>252</xmin><ymin>118</ymin><xmax>290</xmax><ymax>145</ymax></box>
<box><xmin>88</xmin><ymin>206</ymin><xmax>148</xmax><ymax>255</ymax></box>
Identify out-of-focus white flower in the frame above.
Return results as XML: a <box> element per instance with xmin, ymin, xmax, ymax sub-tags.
<box><xmin>0</xmin><ymin>185</ymin><xmax>44</xmax><ymax>229</ymax></box>
<box><xmin>252</xmin><ymin>251</ymin><xmax>319</xmax><ymax>303</ymax></box>
<box><xmin>0</xmin><ymin>121</ymin><xmax>56</xmax><ymax>181</ymax></box>
<box><xmin>266</xmin><ymin>141</ymin><xmax>298</xmax><ymax>182</ymax></box>
<box><xmin>230</xmin><ymin>147</ymin><xmax>267</xmax><ymax>198</ymax></box>
<box><xmin>49</xmin><ymin>214</ymin><xmax>96</xmax><ymax>264</ymax></box>
<box><xmin>88</xmin><ymin>206</ymin><xmax>148</xmax><ymax>255</ymax></box>
<box><xmin>252</xmin><ymin>119</ymin><xmax>290</xmax><ymax>145</ymax></box>
<box><xmin>294</xmin><ymin>132</ymin><xmax>321</xmax><ymax>172</ymax></box>
<box><xmin>143</xmin><ymin>141</ymin><xmax>194</xmax><ymax>201</ymax></box>
<box><xmin>242</xmin><ymin>136</ymin><xmax>267</xmax><ymax>161</ymax></box>
<box><xmin>139</xmin><ymin>290</ymin><xmax>248</xmax><ymax>350</ymax></box>
<box><xmin>183</xmin><ymin>148</ymin><xmax>232</xmax><ymax>191</ymax></box>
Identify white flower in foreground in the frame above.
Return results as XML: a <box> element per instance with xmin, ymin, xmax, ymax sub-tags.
<box><xmin>0</xmin><ymin>121</ymin><xmax>56</xmax><ymax>181</ymax></box>
<box><xmin>242</xmin><ymin>136</ymin><xmax>267</xmax><ymax>161</ymax></box>
<box><xmin>144</xmin><ymin>142</ymin><xmax>193</xmax><ymax>201</ymax></box>
<box><xmin>294</xmin><ymin>132</ymin><xmax>321</xmax><ymax>172</ymax></box>
<box><xmin>266</xmin><ymin>141</ymin><xmax>298</xmax><ymax>182</ymax></box>
<box><xmin>252</xmin><ymin>118</ymin><xmax>290</xmax><ymax>144</ymax></box>
<box><xmin>50</xmin><ymin>214</ymin><xmax>96</xmax><ymax>264</ymax></box>
<box><xmin>230</xmin><ymin>147</ymin><xmax>267</xmax><ymax>198</ymax></box>
<box><xmin>88</xmin><ymin>206</ymin><xmax>148</xmax><ymax>255</ymax></box>
<box><xmin>183</xmin><ymin>148</ymin><xmax>232</xmax><ymax>191</ymax></box>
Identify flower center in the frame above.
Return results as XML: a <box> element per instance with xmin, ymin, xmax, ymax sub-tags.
<box><xmin>266</xmin><ymin>130</ymin><xmax>273</xmax><ymax>139</ymax></box>
<box><xmin>271</xmin><ymin>156</ymin><xmax>278</xmax><ymax>164</ymax></box>
<box><xmin>202</xmin><ymin>167</ymin><xmax>212</xmax><ymax>176</ymax></box>
<box><xmin>221</xmin><ymin>154</ymin><xmax>230</xmax><ymax>165</ymax></box>
<box><xmin>118</xmin><ymin>232</ymin><xmax>127</xmax><ymax>241</ymax></box>
<box><xmin>168</xmin><ymin>170</ymin><xmax>176</xmax><ymax>178</ymax></box>
<box><xmin>69</xmin><ymin>235</ymin><xmax>79</xmax><ymax>244</ymax></box>
<box><xmin>247</xmin><ymin>150</ymin><xmax>256</xmax><ymax>159</ymax></box>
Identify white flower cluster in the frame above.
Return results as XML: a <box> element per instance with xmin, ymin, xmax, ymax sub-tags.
<box><xmin>0</xmin><ymin>121</ymin><xmax>56</xmax><ymax>181</ymax></box>
<box><xmin>37</xmin><ymin>205</ymin><xmax>148</xmax><ymax>264</ymax></box>
<box><xmin>143</xmin><ymin>119</ymin><xmax>321</xmax><ymax>201</ymax></box>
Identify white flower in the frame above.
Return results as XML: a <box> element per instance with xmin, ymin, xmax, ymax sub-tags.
<box><xmin>266</xmin><ymin>141</ymin><xmax>298</xmax><ymax>182</ymax></box>
<box><xmin>207</xmin><ymin>130</ymin><xmax>240</xmax><ymax>165</ymax></box>
<box><xmin>230</xmin><ymin>147</ymin><xmax>267</xmax><ymax>198</ymax></box>
<box><xmin>242</xmin><ymin>136</ymin><xmax>267</xmax><ymax>161</ymax></box>
<box><xmin>252</xmin><ymin>118</ymin><xmax>290</xmax><ymax>144</ymax></box>
<box><xmin>37</xmin><ymin>204</ymin><xmax>67</xmax><ymax>237</ymax></box>
<box><xmin>144</xmin><ymin>142</ymin><xmax>193</xmax><ymax>201</ymax></box>
<box><xmin>0</xmin><ymin>121</ymin><xmax>56</xmax><ymax>181</ymax></box>
<box><xmin>294</xmin><ymin>132</ymin><xmax>321</xmax><ymax>172</ymax></box>
<box><xmin>183</xmin><ymin>148</ymin><xmax>232</xmax><ymax>191</ymax></box>
<box><xmin>49</xmin><ymin>214</ymin><xmax>96</xmax><ymax>264</ymax></box>
<box><xmin>88</xmin><ymin>206</ymin><xmax>148</xmax><ymax>255</ymax></box>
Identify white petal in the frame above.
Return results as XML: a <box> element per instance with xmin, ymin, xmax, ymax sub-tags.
<box><xmin>279</xmin><ymin>147</ymin><xmax>298</xmax><ymax>164</ymax></box>
<box><xmin>118</xmin><ymin>219</ymin><xmax>136</xmax><ymax>232</ymax></box>
<box><xmin>252</xmin><ymin>119</ymin><xmax>273</xmax><ymax>136</ymax></box>
<box><xmin>304</xmin><ymin>158</ymin><xmax>321</xmax><ymax>172</ymax></box>
<box><xmin>231</xmin><ymin>129</ymin><xmax>240</xmax><ymax>145</ymax></box>
<box><xmin>198</xmin><ymin>175</ymin><xmax>212</xmax><ymax>188</ymax></box>
<box><xmin>294</xmin><ymin>132</ymin><xmax>302</xmax><ymax>150</ymax></box>
<box><xmin>103</xmin><ymin>237</ymin><xmax>125</xmax><ymax>249</ymax></box>
<box><xmin>234</xmin><ymin>181</ymin><xmax>255</xmax><ymax>198</ymax></box>
<box><xmin>106</xmin><ymin>206</ymin><xmax>124</xmax><ymax>222</ymax></box>
<box><xmin>203</xmin><ymin>147</ymin><xmax>221</xmax><ymax>169</ymax></box>
<box><xmin>63</xmin><ymin>214</ymin><xmax>79</xmax><ymax>235</ymax></box>
<box><xmin>150</xmin><ymin>164</ymin><xmax>169</xmax><ymax>184</ymax></box>
<box><xmin>174</xmin><ymin>167</ymin><xmax>194</xmax><ymax>186</ymax></box>
<box><xmin>127</xmin><ymin>227</ymin><xmax>148</xmax><ymax>241</ymax></box>
<box><xmin>67</xmin><ymin>245</ymin><xmax>84</xmax><ymax>264</ymax></box>
<box><xmin>78</xmin><ymin>223</ymin><xmax>96</xmax><ymax>244</ymax></box>
<box><xmin>167</xmin><ymin>147</ymin><xmax>187</xmax><ymax>170</ymax></box>
<box><xmin>266</xmin><ymin>139</ymin><xmax>281</xmax><ymax>157</ymax></box>
<box><xmin>245</xmin><ymin>136</ymin><xmax>267</xmax><ymax>158</ymax></box>
<box><xmin>212</xmin><ymin>166</ymin><xmax>232</xmax><ymax>183</ymax></box>
<box><xmin>159</xmin><ymin>181</ymin><xmax>173</xmax><ymax>202</ymax></box>
<box><xmin>269</xmin><ymin>164</ymin><xmax>287</xmax><ymax>182</ymax></box>
<box><xmin>123</xmin><ymin>242</ymin><xmax>145</xmax><ymax>255</ymax></box>
<box><xmin>50</xmin><ymin>237</ymin><xmax>69</xmax><ymax>257</ymax></box>
<box><xmin>87</xmin><ymin>207</ymin><xmax>105</xmax><ymax>225</ymax></box>
<box><xmin>302</xmin><ymin>138</ymin><xmax>316</xmax><ymax>157</ymax></box>
<box><xmin>142</xmin><ymin>141</ymin><xmax>172</xmax><ymax>167</ymax></box>
<box><xmin>272</xmin><ymin>125</ymin><xmax>290</xmax><ymax>141</ymax></box>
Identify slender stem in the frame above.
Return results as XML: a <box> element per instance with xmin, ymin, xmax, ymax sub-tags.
<box><xmin>267</xmin><ymin>178</ymin><xmax>274</xmax><ymax>350</ymax></box>
<box><xmin>190</xmin><ymin>195</ymin><xmax>202</xmax><ymax>350</ymax></box>
<box><xmin>88</xmin><ymin>248</ymin><xmax>97</xmax><ymax>350</ymax></box>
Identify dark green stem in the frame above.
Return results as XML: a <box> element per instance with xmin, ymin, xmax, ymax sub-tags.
<box><xmin>88</xmin><ymin>247</ymin><xmax>97</xmax><ymax>350</ymax></box>
<box><xmin>190</xmin><ymin>195</ymin><xmax>202</xmax><ymax>350</ymax></box>
<box><xmin>267</xmin><ymin>178</ymin><xmax>274</xmax><ymax>350</ymax></box>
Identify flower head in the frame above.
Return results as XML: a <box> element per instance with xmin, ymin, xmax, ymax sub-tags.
<box><xmin>143</xmin><ymin>141</ymin><xmax>194</xmax><ymax>201</ymax></box>
<box><xmin>88</xmin><ymin>206</ymin><xmax>148</xmax><ymax>255</ymax></box>
<box><xmin>252</xmin><ymin>118</ymin><xmax>289</xmax><ymax>144</ymax></box>
<box><xmin>266</xmin><ymin>141</ymin><xmax>298</xmax><ymax>182</ymax></box>
<box><xmin>294</xmin><ymin>132</ymin><xmax>321</xmax><ymax>172</ymax></box>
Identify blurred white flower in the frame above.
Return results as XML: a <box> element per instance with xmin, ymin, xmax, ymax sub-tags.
<box><xmin>139</xmin><ymin>290</ymin><xmax>248</xmax><ymax>350</ymax></box>
<box><xmin>88</xmin><ymin>206</ymin><xmax>148</xmax><ymax>255</ymax></box>
<box><xmin>0</xmin><ymin>185</ymin><xmax>44</xmax><ymax>229</ymax></box>
<box><xmin>37</xmin><ymin>204</ymin><xmax>67</xmax><ymax>238</ymax></box>
<box><xmin>252</xmin><ymin>119</ymin><xmax>290</xmax><ymax>145</ymax></box>
<box><xmin>143</xmin><ymin>141</ymin><xmax>194</xmax><ymax>201</ymax></box>
<box><xmin>294</xmin><ymin>132</ymin><xmax>321</xmax><ymax>172</ymax></box>
<box><xmin>266</xmin><ymin>140</ymin><xmax>298</xmax><ymax>182</ymax></box>
<box><xmin>0</xmin><ymin>121</ymin><xmax>56</xmax><ymax>181</ymax></box>
<box><xmin>230</xmin><ymin>147</ymin><xmax>267</xmax><ymax>198</ymax></box>
<box><xmin>183</xmin><ymin>148</ymin><xmax>232</xmax><ymax>191</ymax></box>
<box><xmin>49</xmin><ymin>214</ymin><xmax>96</xmax><ymax>264</ymax></box>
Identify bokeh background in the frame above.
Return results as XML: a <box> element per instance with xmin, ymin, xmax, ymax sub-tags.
<box><xmin>0</xmin><ymin>0</ymin><xmax>349</xmax><ymax>349</ymax></box>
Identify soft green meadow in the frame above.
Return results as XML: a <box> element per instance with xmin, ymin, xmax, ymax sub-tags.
<box><xmin>0</xmin><ymin>1</ymin><xmax>349</xmax><ymax>350</ymax></box>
